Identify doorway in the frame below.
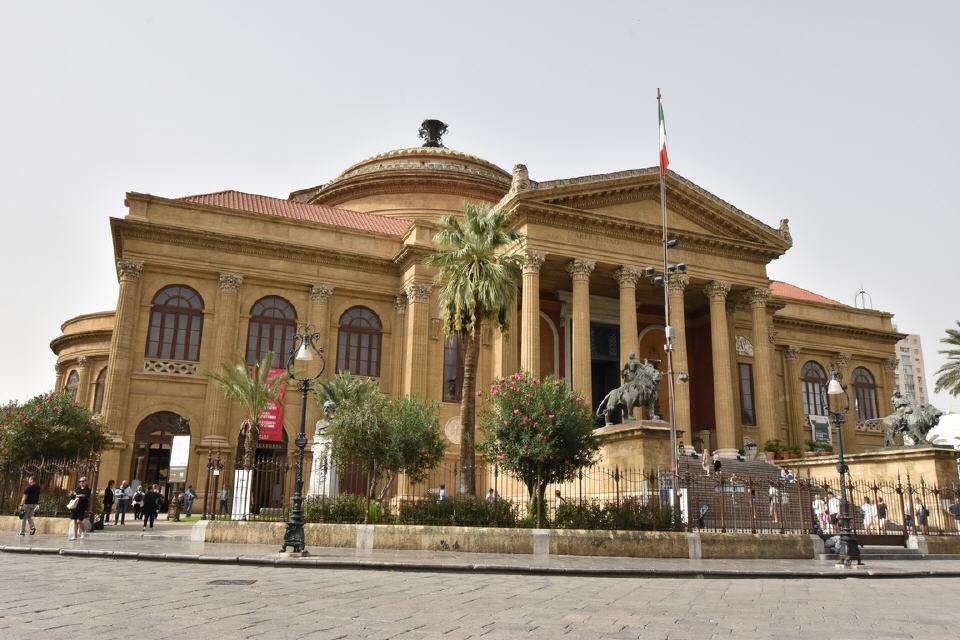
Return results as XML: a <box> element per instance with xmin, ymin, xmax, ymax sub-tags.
<box><xmin>590</xmin><ymin>322</ymin><xmax>622</xmax><ymax>425</ymax></box>
<box><xmin>130</xmin><ymin>411</ymin><xmax>189</xmax><ymax>503</ymax></box>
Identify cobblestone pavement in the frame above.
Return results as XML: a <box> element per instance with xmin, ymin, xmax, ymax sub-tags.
<box><xmin>2</xmin><ymin>553</ymin><xmax>958</xmax><ymax>640</ymax></box>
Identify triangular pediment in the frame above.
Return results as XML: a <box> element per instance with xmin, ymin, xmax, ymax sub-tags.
<box><xmin>504</xmin><ymin>168</ymin><xmax>791</xmax><ymax>255</ymax></box>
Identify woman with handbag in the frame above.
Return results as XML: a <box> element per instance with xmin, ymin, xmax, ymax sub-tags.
<box><xmin>67</xmin><ymin>476</ymin><xmax>91</xmax><ymax>541</ymax></box>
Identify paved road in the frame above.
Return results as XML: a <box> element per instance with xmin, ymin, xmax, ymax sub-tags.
<box><xmin>1</xmin><ymin>554</ymin><xmax>957</xmax><ymax>640</ymax></box>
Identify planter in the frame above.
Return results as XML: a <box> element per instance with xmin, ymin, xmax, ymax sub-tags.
<box><xmin>802</xmin><ymin>451</ymin><xmax>816</xmax><ymax>458</ymax></box>
<box><xmin>763</xmin><ymin>452</ymin><xmax>777</xmax><ymax>462</ymax></box>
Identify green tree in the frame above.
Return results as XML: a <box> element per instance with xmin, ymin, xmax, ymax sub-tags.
<box><xmin>206</xmin><ymin>352</ymin><xmax>287</xmax><ymax>469</ymax></box>
<box><xmin>328</xmin><ymin>394</ymin><xmax>446</xmax><ymax>503</ymax></box>
<box><xmin>934</xmin><ymin>321</ymin><xmax>960</xmax><ymax>397</ymax></box>
<box><xmin>313</xmin><ymin>371</ymin><xmax>379</xmax><ymax>408</ymax></box>
<box><xmin>479</xmin><ymin>372</ymin><xmax>599</xmax><ymax>517</ymax></box>
<box><xmin>425</xmin><ymin>202</ymin><xmax>523</xmax><ymax>496</ymax></box>
<box><xmin>0</xmin><ymin>391</ymin><xmax>107</xmax><ymax>466</ymax></box>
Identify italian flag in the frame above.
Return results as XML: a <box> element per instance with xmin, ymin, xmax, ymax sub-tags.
<box><xmin>659</xmin><ymin>101</ymin><xmax>669</xmax><ymax>176</ymax></box>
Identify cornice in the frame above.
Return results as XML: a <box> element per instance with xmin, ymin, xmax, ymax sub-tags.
<box><xmin>112</xmin><ymin>218</ymin><xmax>399</xmax><ymax>276</ymax></box>
<box><xmin>59</xmin><ymin>311</ymin><xmax>115</xmax><ymax>333</ymax></box>
<box><xmin>394</xmin><ymin>245</ymin><xmax>435</xmax><ymax>271</ymax></box>
<box><xmin>50</xmin><ymin>329</ymin><xmax>113</xmax><ymax>355</ymax></box>
<box><xmin>772</xmin><ymin>315</ymin><xmax>904</xmax><ymax>343</ymax></box>
<box><xmin>307</xmin><ymin>172</ymin><xmax>508</xmax><ymax>208</ymax></box>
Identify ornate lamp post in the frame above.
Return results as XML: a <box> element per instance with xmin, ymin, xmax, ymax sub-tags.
<box><xmin>281</xmin><ymin>324</ymin><xmax>325</xmax><ymax>554</ymax></box>
<box><xmin>826</xmin><ymin>371</ymin><xmax>862</xmax><ymax>566</ymax></box>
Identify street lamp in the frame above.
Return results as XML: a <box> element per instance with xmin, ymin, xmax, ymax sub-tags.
<box><xmin>826</xmin><ymin>371</ymin><xmax>862</xmax><ymax>566</ymax></box>
<box><xmin>281</xmin><ymin>324</ymin><xmax>325</xmax><ymax>554</ymax></box>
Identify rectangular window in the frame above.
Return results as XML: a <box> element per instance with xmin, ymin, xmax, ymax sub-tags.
<box><xmin>738</xmin><ymin>362</ymin><xmax>756</xmax><ymax>426</ymax></box>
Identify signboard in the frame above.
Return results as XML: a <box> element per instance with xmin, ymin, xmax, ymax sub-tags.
<box><xmin>258</xmin><ymin>369</ymin><xmax>287</xmax><ymax>442</ymax></box>
<box><xmin>810</xmin><ymin>415</ymin><xmax>832</xmax><ymax>444</ymax></box>
<box><xmin>169</xmin><ymin>434</ymin><xmax>190</xmax><ymax>484</ymax></box>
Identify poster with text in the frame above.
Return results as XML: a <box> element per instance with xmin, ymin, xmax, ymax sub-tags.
<box><xmin>258</xmin><ymin>368</ymin><xmax>287</xmax><ymax>442</ymax></box>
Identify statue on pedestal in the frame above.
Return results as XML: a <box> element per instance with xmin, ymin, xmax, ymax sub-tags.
<box><xmin>596</xmin><ymin>353</ymin><xmax>662</xmax><ymax>426</ymax></box>
<box><xmin>881</xmin><ymin>391</ymin><xmax>942</xmax><ymax>447</ymax></box>
<box><xmin>308</xmin><ymin>400</ymin><xmax>339</xmax><ymax>497</ymax></box>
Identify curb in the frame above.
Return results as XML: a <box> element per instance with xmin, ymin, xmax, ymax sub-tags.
<box><xmin>2</xmin><ymin>544</ymin><xmax>960</xmax><ymax>579</ymax></box>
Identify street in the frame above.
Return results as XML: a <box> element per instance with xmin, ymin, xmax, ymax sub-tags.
<box><xmin>0</xmin><ymin>554</ymin><xmax>956</xmax><ymax>639</ymax></box>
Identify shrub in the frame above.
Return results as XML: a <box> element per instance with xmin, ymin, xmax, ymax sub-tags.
<box><xmin>396</xmin><ymin>497</ymin><xmax>518</xmax><ymax>528</ymax></box>
<box><xmin>762</xmin><ymin>439</ymin><xmax>784</xmax><ymax>453</ymax></box>
<box><xmin>302</xmin><ymin>495</ymin><xmax>385</xmax><ymax>524</ymax></box>
<box><xmin>554</xmin><ymin>497</ymin><xmax>680</xmax><ymax>532</ymax></box>
<box><xmin>0</xmin><ymin>392</ymin><xmax>106</xmax><ymax>466</ymax></box>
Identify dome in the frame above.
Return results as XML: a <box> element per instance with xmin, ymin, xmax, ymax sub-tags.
<box><xmin>289</xmin><ymin>122</ymin><xmax>512</xmax><ymax>222</ymax></box>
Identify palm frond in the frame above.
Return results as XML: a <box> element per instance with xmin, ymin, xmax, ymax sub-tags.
<box><xmin>206</xmin><ymin>352</ymin><xmax>287</xmax><ymax>426</ymax></box>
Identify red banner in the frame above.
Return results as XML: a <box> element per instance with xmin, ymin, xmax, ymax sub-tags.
<box><xmin>258</xmin><ymin>368</ymin><xmax>287</xmax><ymax>442</ymax></box>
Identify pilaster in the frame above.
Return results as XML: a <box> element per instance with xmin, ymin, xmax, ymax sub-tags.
<box><xmin>202</xmin><ymin>272</ymin><xmax>244</xmax><ymax>447</ymax></box>
<box><xmin>748</xmin><ymin>288</ymin><xmax>778</xmax><ymax>447</ymax></box>
<box><xmin>783</xmin><ymin>346</ymin><xmax>805</xmax><ymax>446</ymax></box>
<box><xmin>392</xmin><ymin>294</ymin><xmax>408</xmax><ymax>397</ymax></box>
<box><xmin>101</xmin><ymin>259</ymin><xmax>144</xmax><ymax>448</ymax></box>
<box><xmin>403</xmin><ymin>283</ymin><xmax>432</xmax><ymax>399</ymax></box>
<box><xmin>492</xmin><ymin>293</ymin><xmax>518</xmax><ymax>379</ymax></box>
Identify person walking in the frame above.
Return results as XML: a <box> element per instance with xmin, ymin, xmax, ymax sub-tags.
<box><xmin>141</xmin><ymin>484</ymin><xmax>161</xmax><ymax>530</ymax></box>
<box><xmin>183</xmin><ymin>485</ymin><xmax>197</xmax><ymax>517</ymax></box>
<box><xmin>18</xmin><ymin>475</ymin><xmax>40</xmax><ymax>536</ymax></box>
<box><xmin>861</xmin><ymin>496</ymin><xmax>877</xmax><ymax>533</ymax></box>
<box><xmin>948</xmin><ymin>497</ymin><xmax>960</xmax><ymax>532</ymax></box>
<box><xmin>102</xmin><ymin>480</ymin><xmax>115</xmax><ymax>526</ymax></box>
<box><xmin>826</xmin><ymin>491</ymin><xmax>840</xmax><ymax>534</ymax></box>
<box><xmin>876</xmin><ymin>497</ymin><xmax>888</xmax><ymax>532</ymax></box>
<box><xmin>114</xmin><ymin>481</ymin><xmax>133</xmax><ymax>525</ymax></box>
<box><xmin>218</xmin><ymin>486</ymin><xmax>229</xmax><ymax>516</ymax></box>
<box><xmin>68</xmin><ymin>477</ymin><xmax>91</xmax><ymax>541</ymax></box>
<box><xmin>132</xmin><ymin>486</ymin><xmax>145</xmax><ymax>520</ymax></box>
<box><xmin>768</xmin><ymin>483</ymin><xmax>780</xmax><ymax>525</ymax></box>
<box><xmin>712</xmin><ymin>451</ymin><xmax>722</xmax><ymax>474</ymax></box>
<box><xmin>812</xmin><ymin>494</ymin><xmax>827</xmax><ymax>533</ymax></box>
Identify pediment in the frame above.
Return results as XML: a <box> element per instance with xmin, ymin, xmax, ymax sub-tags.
<box><xmin>506</xmin><ymin>168</ymin><xmax>791</xmax><ymax>255</ymax></box>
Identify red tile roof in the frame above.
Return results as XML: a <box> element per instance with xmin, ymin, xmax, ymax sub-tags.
<box><xmin>178</xmin><ymin>190</ymin><xmax>412</xmax><ymax>237</ymax></box>
<box><xmin>770</xmin><ymin>281</ymin><xmax>844</xmax><ymax>306</ymax></box>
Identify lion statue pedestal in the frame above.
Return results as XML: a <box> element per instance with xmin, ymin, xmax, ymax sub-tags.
<box><xmin>594</xmin><ymin>420</ymin><xmax>679</xmax><ymax>471</ymax></box>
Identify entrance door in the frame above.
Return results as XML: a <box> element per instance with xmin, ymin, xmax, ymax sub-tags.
<box><xmin>130</xmin><ymin>411</ymin><xmax>190</xmax><ymax>503</ymax></box>
<box><xmin>590</xmin><ymin>323</ymin><xmax>621</xmax><ymax>426</ymax></box>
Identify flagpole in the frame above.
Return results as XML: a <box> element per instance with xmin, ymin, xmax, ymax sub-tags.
<box><xmin>657</xmin><ymin>88</ymin><xmax>680</xmax><ymax>519</ymax></box>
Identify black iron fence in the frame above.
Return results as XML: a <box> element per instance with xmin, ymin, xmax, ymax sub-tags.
<box><xmin>200</xmin><ymin>452</ymin><xmax>292</xmax><ymax>522</ymax></box>
<box><xmin>1</xmin><ymin>457</ymin><xmax>102</xmax><ymax>519</ymax></box>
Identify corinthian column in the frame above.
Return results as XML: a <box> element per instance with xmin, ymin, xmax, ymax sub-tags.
<box><xmin>74</xmin><ymin>357</ymin><xmax>92</xmax><ymax>409</ymax></box>
<box><xmin>748</xmin><ymin>288</ymin><xmax>778</xmax><ymax>447</ymax></box>
<box><xmin>614</xmin><ymin>267</ymin><xmax>640</xmax><ymax>365</ymax></box>
<box><xmin>403</xmin><ymin>283</ymin><xmax>432</xmax><ymax>399</ymax></box>
<box><xmin>831</xmin><ymin>352</ymin><xmax>856</xmax><ymax>449</ymax></box>
<box><xmin>202</xmin><ymin>273</ymin><xmax>244</xmax><ymax>444</ymax></box>
<box><xmin>704</xmin><ymin>281</ymin><xmax>737</xmax><ymax>456</ymax></box>
<box><xmin>308</xmin><ymin>284</ymin><xmax>334</xmax><ymax>380</ymax></box>
<box><xmin>101</xmin><ymin>260</ymin><xmax>144</xmax><ymax>443</ymax></box>
<box><xmin>520</xmin><ymin>251</ymin><xmax>545</xmax><ymax>375</ymax></box>
<box><xmin>567</xmin><ymin>259</ymin><xmax>595</xmax><ymax>406</ymax></box>
<box><xmin>668</xmin><ymin>273</ymin><xmax>691</xmax><ymax>444</ymax></box>
<box><xmin>392</xmin><ymin>294</ymin><xmax>408</xmax><ymax>397</ymax></box>
<box><xmin>783</xmin><ymin>346</ymin><xmax>805</xmax><ymax>446</ymax></box>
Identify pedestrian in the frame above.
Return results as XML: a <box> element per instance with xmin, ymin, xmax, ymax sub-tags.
<box><xmin>812</xmin><ymin>494</ymin><xmax>827</xmax><ymax>532</ymax></box>
<box><xmin>768</xmin><ymin>483</ymin><xmax>780</xmax><ymax>524</ymax></box>
<box><xmin>712</xmin><ymin>451</ymin><xmax>721</xmax><ymax>474</ymax></box>
<box><xmin>141</xmin><ymin>484</ymin><xmax>161</xmax><ymax>530</ymax></box>
<box><xmin>437</xmin><ymin>484</ymin><xmax>448</xmax><ymax>502</ymax></box>
<box><xmin>861</xmin><ymin>496</ymin><xmax>877</xmax><ymax>533</ymax></box>
<box><xmin>18</xmin><ymin>475</ymin><xmax>40</xmax><ymax>537</ymax></box>
<box><xmin>554</xmin><ymin>490</ymin><xmax>566</xmax><ymax>512</ymax></box>
<box><xmin>827</xmin><ymin>491</ymin><xmax>840</xmax><ymax>534</ymax></box>
<box><xmin>102</xmin><ymin>480</ymin><xmax>115</xmax><ymax>525</ymax></box>
<box><xmin>219</xmin><ymin>486</ymin><xmax>229</xmax><ymax>515</ymax></box>
<box><xmin>701</xmin><ymin>449</ymin><xmax>710</xmax><ymax>476</ymax></box>
<box><xmin>67</xmin><ymin>476</ymin><xmax>91</xmax><ymax>541</ymax></box>
<box><xmin>948</xmin><ymin>497</ymin><xmax>960</xmax><ymax>532</ymax></box>
<box><xmin>876</xmin><ymin>497</ymin><xmax>888</xmax><ymax>531</ymax></box>
<box><xmin>485</xmin><ymin>488</ymin><xmax>496</xmax><ymax>504</ymax></box>
<box><xmin>697</xmin><ymin>504</ymin><xmax>709</xmax><ymax>529</ymax></box>
<box><xmin>132</xmin><ymin>486</ymin><xmax>145</xmax><ymax>520</ymax></box>
<box><xmin>114</xmin><ymin>480</ymin><xmax>133</xmax><ymax>525</ymax></box>
<box><xmin>916</xmin><ymin>501</ymin><xmax>929</xmax><ymax>534</ymax></box>
<box><xmin>183</xmin><ymin>485</ymin><xmax>197</xmax><ymax>517</ymax></box>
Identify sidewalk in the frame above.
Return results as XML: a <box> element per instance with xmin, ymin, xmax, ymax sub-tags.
<box><xmin>4</xmin><ymin>529</ymin><xmax>960</xmax><ymax>578</ymax></box>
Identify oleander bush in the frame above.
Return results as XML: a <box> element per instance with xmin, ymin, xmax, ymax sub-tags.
<box><xmin>396</xmin><ymin>497</ymin><xmax>519</xmax><ymax>528</ymax></box>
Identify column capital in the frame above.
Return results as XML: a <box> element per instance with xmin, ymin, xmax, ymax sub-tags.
<box><xmin>566</xmin><ymin>258</ymin><xmax>595</xmax><ymax>281</ymax></box>
<box><xmin>667</xmin><ymin>272</ymin><xmax>690</xmax><ymax>293</ymax></box>
<box><xmin>77</xmin><ymin>356</ymin><xmax>89</xmax><ymax>370</ymax></box>
<box><xmin>405</xmin><ymin>283</ymin><xmax>432</xmax><ymax>303</ymax></box>
<box><xmin>218</xmin><ymin>272</ymin><xmax>244</xmax><ymax>292</ymax></box>
<box><xmin>54</xmin><ymin>361</ymin><xmax>64</xmax><ymax>375</ymax></box>
<box><xmin>521</xmin><ymin>250</ymin><xmax>546</xmax><ymax>274</ymax></box>
<box><xmin>747</xmin><ymin>287</ymin><xmax>771</xmax><ymax>308</ymax></box>
<box><xmin>613</xmin><ymin>266</ymin><xmax>642</xmax><ymax>287</ymax></box>
<box><xmin>768</xmin><ymin>328</ymin><xmax>778</xmax><ymax>345</ymax></box>
<box><xmin>394</xmin><ymin>294</ymin><xmax>409</xmax><ymax>314</ymax></box>
<box><xmin>703</xmin><ymin>280</ymin><xmax>731</xmax><ymax>301</ymax></box>
<box><xmin>832</xmin><ymin>352</ymin><xmax>851</xmax><ymax>370</ymax></box>
<box><xmin>116</xmin><ymin>260</ymin><xmax>144</xmax><ymax>282</ymax></box>
<box><xmin>784</xmin><ymin>345</ymin><xmax>802</xmax><ymax>361</ymax></box>
<box><xmin>883</xmin><ymin>357</ymin><xmax>899</xmax><ymax>372</ymax></box>
<box><xmin>309</xmin><ymin>283</ymin><xmax>334</xmax><ymax>303</ymax></box>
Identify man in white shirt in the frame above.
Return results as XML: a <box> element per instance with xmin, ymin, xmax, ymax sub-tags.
<box><xmin>114</xmin><ymin>480</ymin><xmax>134</xmax><ymax>525</ymax></box>
<box><xmin>826</xmin><ymin>491</ymin><xmax>840</xmax><ymax>533</ymax></box>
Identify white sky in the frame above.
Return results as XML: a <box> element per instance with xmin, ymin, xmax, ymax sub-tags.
<box><xmin>1</xmin><ymin>1</ymin><xmax>957</xmax><ymax>411</ymax></box>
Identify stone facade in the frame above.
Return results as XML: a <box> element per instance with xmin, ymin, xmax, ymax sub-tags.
<box><xmin>51</xmin><ymin>133</ymin><xmax>904</xmax><ymax>495</ymax></box>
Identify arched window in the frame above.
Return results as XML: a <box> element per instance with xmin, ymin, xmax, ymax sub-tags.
<box><xmin>92</xmin><ymin>368</ymin><xmax>107</xmax><ymax>414</ymax></box>
<box><xmin>801</xmin><ymin>361</ymin><xmax>828</xmax><ymax>416</ymax></box>
<box><xmin>64</xmin><ymin>370</ymin><xmax>79</xmax><ymax>399</ymax></box>
<box><xmin>443</xmin><ymin>334</ymin><xmax>466</xmax><ymax>402</ymax></box>
<box><xmin>852</xmin><ymin>367</ymin><xmax>879</xmax><ymax>421</ymax></box>
<box><xmin>336</xmin><ymin>306</ymin><xmax>382</xmax><ymax>377</ymax></box>
<box><xmin>246</xmin><ymin>296</ymin><xmax>298</xmax><ymax>365</ymax></box>
<box><xmin>146</xmin><ymin>285</ymin><xmax>204</xmax><ymax>361</ymax></box>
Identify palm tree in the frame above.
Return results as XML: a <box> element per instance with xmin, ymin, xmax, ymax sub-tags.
<box><xmin>426</xmin><ymin>202</ymin><xmax>524</xmax><ymax>496</ymax></box>
<box><xmin>935</xmin><ymin>321</ymin><xmax>960</xmax><ymax>397</ymax></box>
<box><xmin>207</xmin><ymin>352</ymin><xmax>288</xmax><ymax>469</ymax></box>
<box><xmin>313</xmin><ymin>371</ymin><xmax>379</xmax><ymax>409</ymax></box>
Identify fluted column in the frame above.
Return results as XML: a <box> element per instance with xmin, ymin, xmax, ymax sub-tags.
<box><xmin>748</xmin><ymin>288</ymin><xmax>778</xmax><ymax>447</ymax></box>
<box><xmin>492</xmin><ymin>292</ymin><xmax>518</xmax><ymax>379</ymax></box>
<box><xmin>783</xmin><ymin>346</ymin><xmax>805</xmax><ymax>446</ymax></box>
<box><xmin>568</xmin><ymin>259</ymin><xmax>595</xmax><ymax>406</ymax></box>
<box><xmin>54</xmin><ymin>362</ymin><xmax>65</xmax><ymax>392</ymax></box>
<box><xmin>704</xmin><ymin>281</ymin><xmax>737</xmax><ymax>456</ymax></box>
<box><xmin>668</xmin><ymin>273</ymin><xmax>691</xmax><ymax>444</ymax></box>
<box><xmin>202</xmin><ymin>273</ymin><xmax>243</xmax><ymax>444</ymax></box>
<box><xmin>831</xmin><ymin>352</ymin><xmax>856</xmax><ymax>449</ymax></box>
<box><xmin>520</xmin><ymin>251</ymin><xmax>545</xmax><ymax>375</ymax></box>
<box><xmin>101</xmin><ymin>260</ymin><xmax>144</xmax><ymax>442</ymax></box>
<box><xmin>614</xmin><ymin>267</ymin><xmax>640</xmax><ymax>364</ymax></box>
<box><xmin>75</xmin><ymin>357</ymin><xmax>92</xmax><ymax>409</ymax></box>
<box><xmin>308</xmin><ymin>284</ymin><xmax>333</xmax><ymax>380</ymax></box>
<box><xmin>403</xmin><ymin>283</ymin><xmax>432</xmax><ymax>398</ymax></box>
<box><xmin>392</xmin><ymin>294</ymin><xmax>408</xmax><ymax>397</ymax></box>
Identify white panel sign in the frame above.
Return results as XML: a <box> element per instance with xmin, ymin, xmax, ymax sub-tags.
<box><xmin>170</xmin><ymin>435</ymin><xmax>191</xmax><ymax>468</ymax></box>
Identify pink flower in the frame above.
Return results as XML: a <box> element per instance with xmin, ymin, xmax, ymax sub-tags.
<box><xmin>533</xmin><ymin>378</ymin><xmax>540</xmax><ymax>385</ymax></box>
<box><xmin>548</xmin><ymin>414</ymin><xmax>555</xmax><ymax>420</ymax></box>
<box><xmin>513</xmin><ymin>409</ymin><xmax>520</xmax><ymax>415</ymax></box>
<box><xmin>497</xmin><ymin>454</ymin><xmax>505</xmax><ymax>460</ymax></box>
<box><xmin>476</xmin><ymin>390</ymin><xmax>483</xmax><ymax>397</ymax></box>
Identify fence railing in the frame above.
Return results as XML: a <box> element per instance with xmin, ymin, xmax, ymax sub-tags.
<box><xmin>1</xmin><ymin>458</ymin><xmax>102</xmax><ymax>519</ymax></box>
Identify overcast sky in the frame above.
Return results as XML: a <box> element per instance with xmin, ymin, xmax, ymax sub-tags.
<box><xmin>1</xmin><ymin>1</ymin><xmax>957</xmax><ymax>411</ymax></box>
